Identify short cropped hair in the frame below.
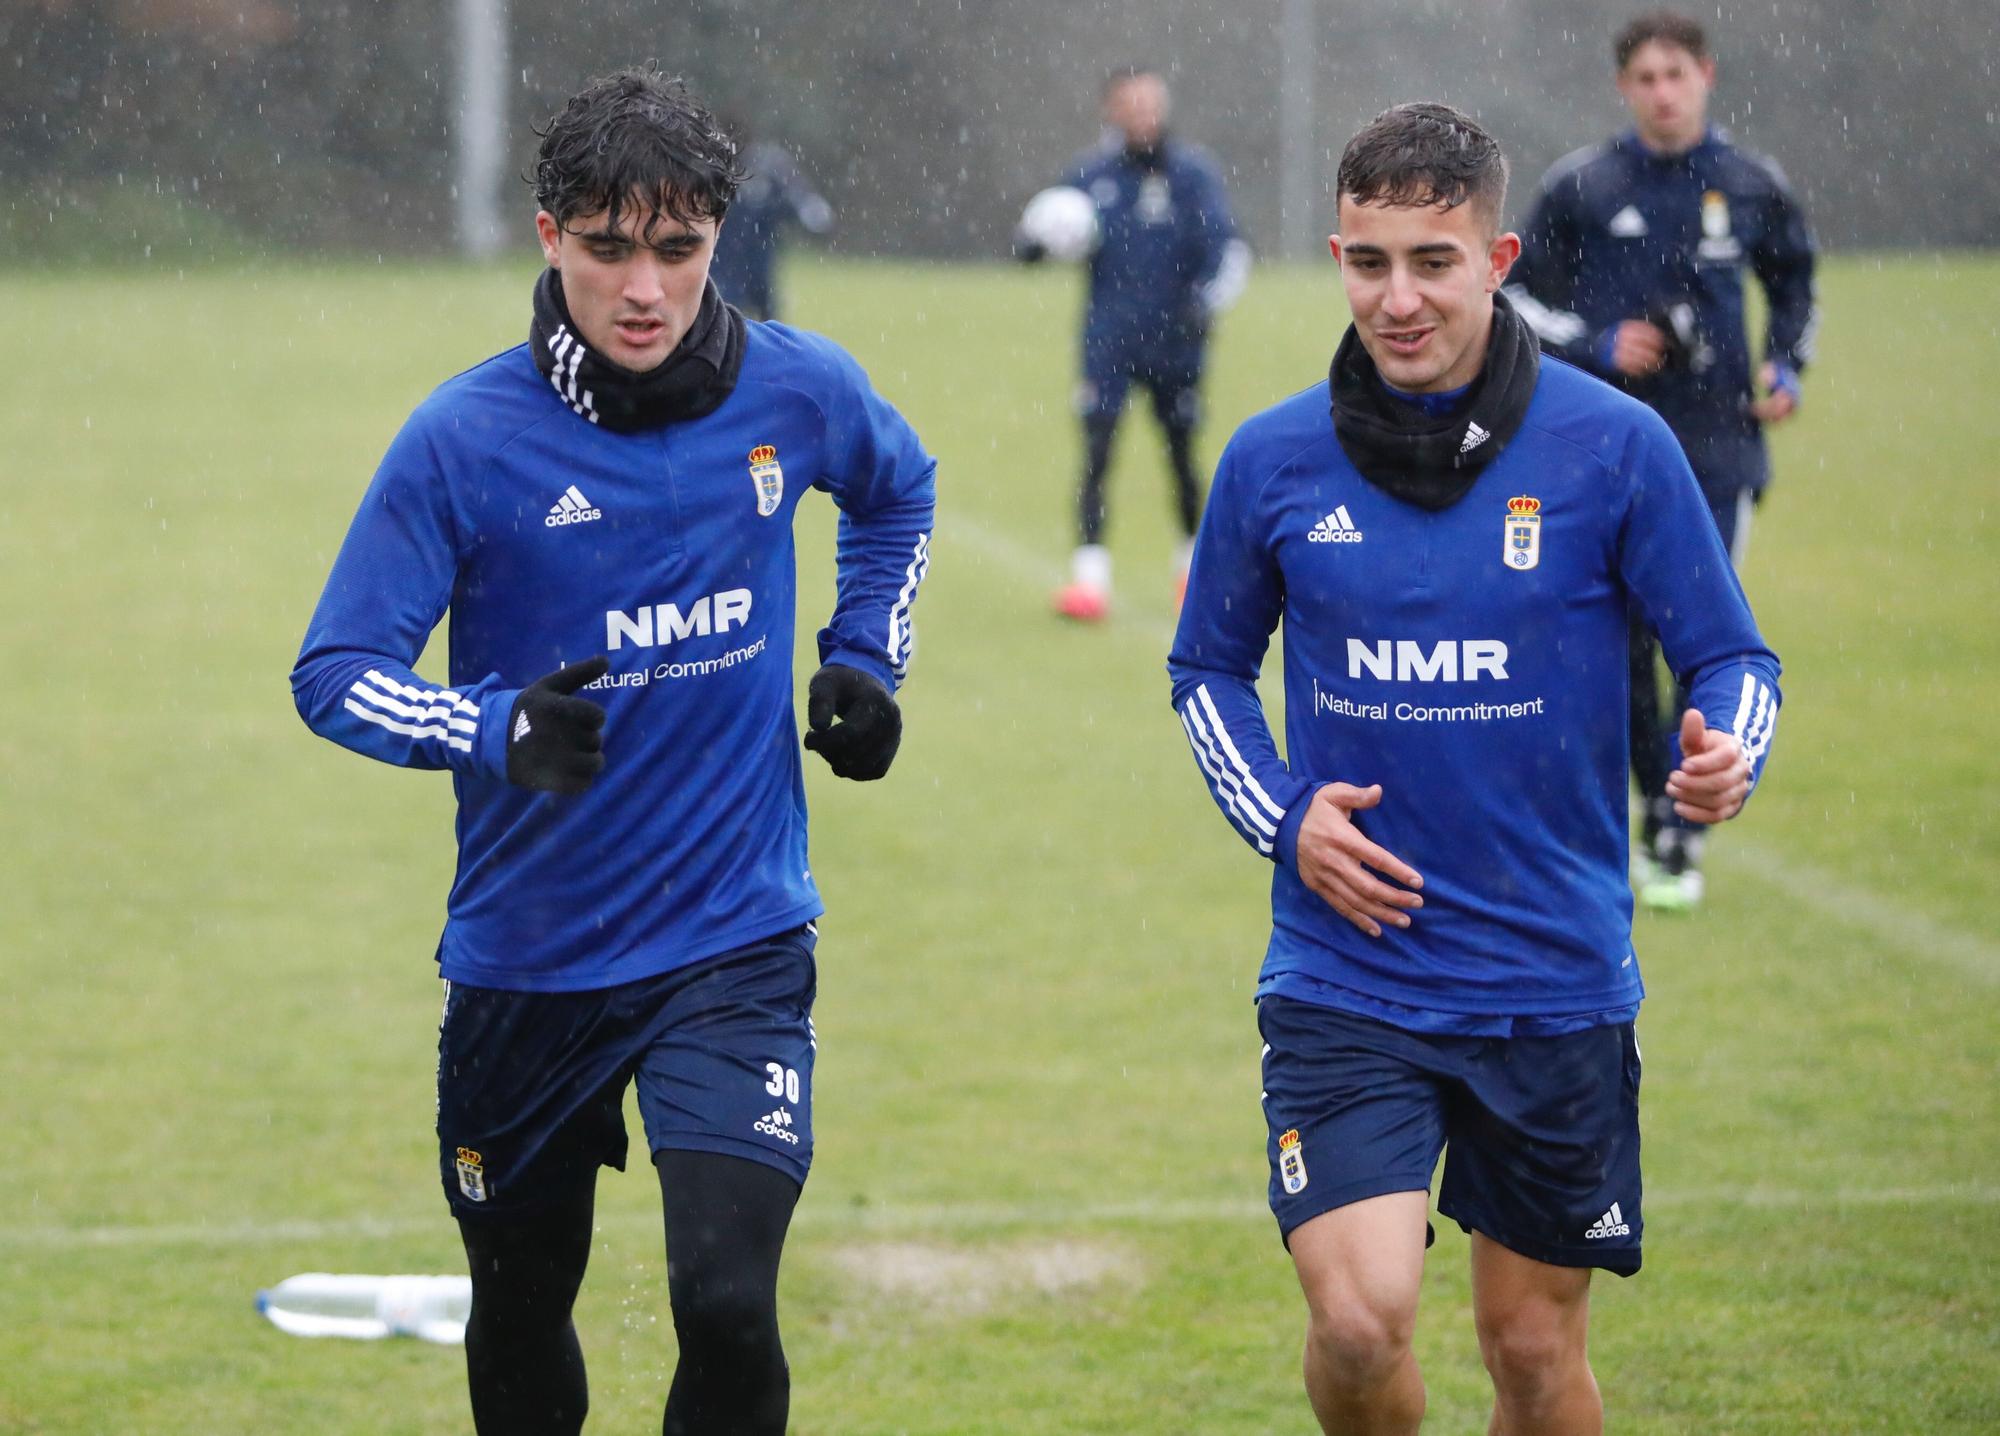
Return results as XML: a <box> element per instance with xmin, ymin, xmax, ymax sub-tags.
<box><xmin>1102</xmin><ymin>64</ymin><xmax>1163</xmax><ymax>97</ymax></box>
<box><xmin>532</xmin><ymin>67</ymin><xmax>745</xmax><ymax>240</ymax></box>
<box><xmin>1615</xmin><ymin>10</ymin><xmax>1709</xmax><ymax>69</ymax></box>
<box><xmin>1335</xmin><ymin>102</ymin><xmax>1509</xmax><ymax>229</ymax></box>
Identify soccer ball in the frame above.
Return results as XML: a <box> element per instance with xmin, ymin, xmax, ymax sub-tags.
<box><xmin>1018</xmin><ymin>186</ymin><xmax>1099</xmax><ymax>263</ymax></box>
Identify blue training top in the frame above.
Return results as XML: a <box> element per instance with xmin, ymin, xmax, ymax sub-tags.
<box><xmin>1168</xmin><ymin>356</ymin><xmax>1780</xmax><ymax>1029</ymax></box>
<box><xmin>1062</xmin><ymin>137</ymin><xmax>1241</xmax><ymax>353</ymax></box>
<box><xmin>293</xmin><ymin>322</ymin><xmax>936</xmax><ymax>993</ymax></box>
<box><xmin>1505</xmin><ymin>127</ymin><xmax>1818</xmax><ymax>497</ymax></box>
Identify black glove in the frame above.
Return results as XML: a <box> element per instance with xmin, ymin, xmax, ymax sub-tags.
<box><xmin>801</xmin><ymin>663</ymin><xmax>901</xmax><ymax>781</ymax></box>
<box><xmin>1645</xmin><ymin>301</ymin><xmax>1709</xmax><ymax>373</ymax></box>
<box><xmin>505</xmin><ymin>655</ymin><xmax>609</xmax><ymax>795</ymax></box>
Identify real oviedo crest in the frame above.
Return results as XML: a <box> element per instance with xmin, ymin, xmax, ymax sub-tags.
<box><xmin>1278</xmin><ymin>1128</ymin><xmax>1309</xmax><ymax>1195</ymax></box>
<box><xmin>748</xmin><ymin>444</ymin><xmax>784</xmax><ymax>517</ymax></box>
<box><xmin>1504</xmin><ymin>494</ymin><xmax>1542</xmax><ymax>571</ymax></box>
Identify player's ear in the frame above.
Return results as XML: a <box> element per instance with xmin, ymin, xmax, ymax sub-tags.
<box><xmin>1486</xmin><ymin>230</ymin><xmax>1521</xmax><ymax>290</ymax></box>
<box><xmin>535</xmin><ymin>211</ymin><xmax>564</xmax><ymax>267</ymax></box>
<box><xmin>1327</xmin><ymin>234</ymin><xmax>1343</xmax><ymax>266</ymax></box>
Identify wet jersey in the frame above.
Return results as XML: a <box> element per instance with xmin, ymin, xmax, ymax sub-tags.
<box><xmin>293</xmin><ymin>324</ymin><xmax>935</xmax><ymax>992</ymax></box>
<box><xmin>1169</xmin><ymin>358</ymin><xmax>1780</xmax><ymax>1020</ymax></box>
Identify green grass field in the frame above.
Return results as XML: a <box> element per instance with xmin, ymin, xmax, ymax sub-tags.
<box><xmin>2</xmin><ymin>251</ymin><xmax>1996</xmax><ymax>1433</ymax></box>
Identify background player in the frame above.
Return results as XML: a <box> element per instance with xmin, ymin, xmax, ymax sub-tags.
<box><xmin>709</xmin><ymin>136</ymin><xmax>834</xmax><ymax>321</ymax></box>
<box><xmin>1505</xmin><ymin>8</ymin><xmax>1816</xmax><ymax>911</ymax></box>
<box><xmin>1171</xmin><ymin>103</ymin><xmax>1780</xmax><ymax>1433</ymax></box>
<box><xmin>1019</xmin><ymin>64</ymin><xmax>1249</xmax><ymax>621</ymax></box>
<box><xmin>291</xmin><ymin>68</ymin><xmax>933</xmax><ymax>1436</ymax></box>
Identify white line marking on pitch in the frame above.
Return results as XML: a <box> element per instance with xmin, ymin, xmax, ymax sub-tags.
<box><xmin>1727</xmin><ymin>839</ymin><xmax>2000</xmax><ymax>984</ymax></box>
<box><xmin>947</xmin><ymin>513</ymin><xmax>2000</xmax><ymax>985</ymax></box>
<box><xmin>5</xmin><ymin>1184</ymin><xmax>1996</xmax><ymax>1252</ymax></box>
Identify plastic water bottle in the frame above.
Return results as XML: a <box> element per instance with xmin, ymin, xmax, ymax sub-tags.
<box><xmin>256</xmin><ymin>1273</ymin><xmax>472</xmax><ymax>1345</ymax></box>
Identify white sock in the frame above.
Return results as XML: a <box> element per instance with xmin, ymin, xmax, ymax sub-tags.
<box><xmin>1071</xmin><ymin>544</ymin><xmax>1112</xmax><ymax>593</ymax></box>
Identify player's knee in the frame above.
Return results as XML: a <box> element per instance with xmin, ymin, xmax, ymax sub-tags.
<box><xmin>1304</xmin><ymin>1295</ymin><xmax>1415</xmax><ymax>1390</ymax></box>
<box><xmin>460</xmin><ymin>1212</ymin><xmax>591</xmax><ymax>1331</ymax></box>
<box><xmin>669</xmin><ymin>1265</ymin><xmax>781</xmax><ymax>1357</ymax></box>
<box><xmin>1476</xmin><ymin>1308</ymin><xmax>1584</xmax><ymax>1400</ymax></box>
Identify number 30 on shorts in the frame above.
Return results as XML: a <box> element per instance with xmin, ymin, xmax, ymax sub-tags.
<box><xmin>765</xmin><ymin>1063</ymin><xmax>802</xmax><ymax>1103</ymax></box>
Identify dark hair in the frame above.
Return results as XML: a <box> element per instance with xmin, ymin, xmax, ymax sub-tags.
<box><xmin>532</xmin><ymin>67</ymin><xmax>744</xmax><ymax>240</ymax></box>
<box><xmin>1336</xmin><ymin>102</ymin><xmax>1509</xmax><ymax>227</ymax></box>
<box><xmin>1615</xmin><ymin>10</ymin><xmax>1709</xmax><ymax>69</ymax></box>
<box><xmin>1102</xmin><ymin>64</ymin><xmax>1163</xmax><ymax>98</ymax></box>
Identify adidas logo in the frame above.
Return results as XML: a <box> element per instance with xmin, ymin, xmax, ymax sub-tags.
<box><xmin>545</xmin><ymin>484</ymin><xmax>603</xmax><ymax>527</ymax></box>
<box><xmin>753</xmin><ymin>1108</ymin><xmax>800</xmax><ymax>1145</ymax></box>
<box><xmin>1607</xmin><ymin>204</ymin><xmax>1647</xmax><ymax>238</ymax></box>
<box><xmin>1584</xmin><ymin>1201</ymin><xmax>1632</xmax><ymax>1239</ymax></box>
<box><xmin>512</xmin><ymin>711</ymin><xmax>531</xmax><ymax>742</ymax></box>
<box><xmin>1460</xmin><ymin>421</ymin><xmax>1491</xmax><ymax>454</ymax></box>
<box><xmin>1307</xmin><ymin>504</ymin><xmax>1364</xmax><ymax>544</ymax></box>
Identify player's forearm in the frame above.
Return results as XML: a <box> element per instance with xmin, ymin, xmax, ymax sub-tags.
<box><xmin>1168</xmin><ymin>670</ymin><xmax>1311</xmax><ymax>859</ymax></box>
<box><xmin>291</xmin><ymin>646</ymin><xmax>511</xmax><ymax>778</ymax></box>
<box><xmin>1763</xmin><ymin>295</ymin><xmax>1818</xmax><ymax>374</ymax></box>
<box><xmin>1198</xmin><ymin>238</ymin><xmax>1252</xmax><ymax>314</ymax></box>
<box><xmin>1502</xmin><ymin>285</ymin><xmax>1608</xmax><ymax>374</ymax></box>
<box><xmin>1684</xmin><ymin>660</ymin><xmax>1782</xmax><ymax>801</ymax></box>
<box><xmin>821</xmin><ymin>487</ymin><xmax>934</xmax><ymax>687</ymax></box>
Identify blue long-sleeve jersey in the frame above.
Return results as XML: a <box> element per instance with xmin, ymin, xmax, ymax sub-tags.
<box><xmin>1505</xmin><ymin>128</ymin><xmax>1818</xmax><ymax>497</ymax></box>
<box><xmin>1062</xmin><ymin>138</ymin><xmax>1247</xmax><ymax>357</ymax></box>
<box><xmin>293</xmin><ymin>323</ymin><xmax>935</xmax><ymax>993</ymax></box>
<box><xmin>1168</xmin><ymin>358</ymin><xmax>1780</xmax><ymax>1020</ymax></box>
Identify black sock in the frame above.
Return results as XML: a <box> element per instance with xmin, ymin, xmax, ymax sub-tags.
<box><xmin>459</xmin><ymin>1189</ymin><xmax>596</xmax><ymax>1436</ymax></box>
<box><xmin>1163</xmin><ymin>416</ymin><xmax>1204</xmax><ymax>536</ymax></box>
<box><xmin>658</xmin><ymin>1150</ymin><xmax>801</xmax><ymax>1436</ymax></box>
<box><xmin>1078</xmin><ymin>412</ymin><xmax>1121</xmax><ymax>548</ymax></box>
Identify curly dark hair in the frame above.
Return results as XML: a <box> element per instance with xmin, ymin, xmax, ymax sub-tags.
<box><xmin>531</xmin><ymin>67</ymin><xmax>745</xmax><ymax>241</ymax></box>
<box><xmin>1335</xmin><ymin>102</ymin><xmax>1509</xmax><ymax>229</ymax></box>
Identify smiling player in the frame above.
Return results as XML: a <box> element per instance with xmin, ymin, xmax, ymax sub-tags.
<box><xmin>1169</xmin><ymin>103</ymin><xmax>1780</xmax><ymax>1434</ymax></box>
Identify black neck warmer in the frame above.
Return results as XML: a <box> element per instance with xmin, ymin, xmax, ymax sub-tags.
<box><xmin>1124</xmin><ymin>137</ymin><xmax>1167</xmax><ymax>170</ymax></box>
<box><xmin>1328</xmin><ymin>289</ymin><xmax>1540</xmax><ymax>511</ymax></box>
<box><xmin>529</xmin><ymin>268</ymin><xmax>746</xmax><ymax>432</ymax></box>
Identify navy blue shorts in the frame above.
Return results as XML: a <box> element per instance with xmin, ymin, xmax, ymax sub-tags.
<box><xmin>436</xmin><ymin>926</ymin><xmax>817</xmax><ymax>1217</ymax></box>
<box><xmin>1077</xmin><ymin>337</ymin><xmax>1205</xmax><ymax>423</ymax></box>
<box><xmin>1258</xmin><ymin>996</ymin><xmax>1644</xmax><ymax>1275</ymax></box>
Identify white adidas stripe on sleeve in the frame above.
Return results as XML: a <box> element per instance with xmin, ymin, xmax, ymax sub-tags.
<box><xmin>1727</xmin><ymin>672</ymin><xmax>1780</xmax><ymax>775</ymax></box>
<box><xmin>348</xmin><ymin>682</ymin><xmax>478</xmax><ymax>734</ymax></box>
<box><xmin>1179</xmin><ymin>703</ymin><xmax>1273</xmax><ymax>836</ymax></box>
<box><xmin>346</xmin><ymin>670</ymin><xmax>480</xmax><ymax>755</ymax></box>
<box><xmin>886</xmin><ymin>531</ymin><xmax>931</xmax><ymax>681</ymax></box>
<box><xmin>361</xmin><ymin>670</ymin><xmax>477</xmax><ymax>718</ymax></box>
<box><xmin>1179</xmin><ymin>694</ymin><xmax>1283</xmax><ymax>849</ymax></box>
<box><xmin>1194</xmin><ymin>685</ymin><xmax>1287</xmax><ymax>826</ymax></box>
<box><xmin>342</xmin><ymin>698</ymin><xmax>474</xmax><ymax>753</ymax></box>
<box><xmin>1179</xmin><ymin>705</ymin><xmax>1276</xmax><ymax>854</ymax></box>
<box><xmin>1504</xmin><ymin>285</ymin><xmax>1589</xmax><ymax>348</ymax></box>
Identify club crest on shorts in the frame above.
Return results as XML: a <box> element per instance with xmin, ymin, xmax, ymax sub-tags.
<box><xmin>1278</xmin><ymin>1128</ymin><xmax>1309</xmax><ymax>1195</ymax></box>
<box><xmin>1504</xmin><ymin>494</ymin><xmax>1542</xmax><ymax>571</ymax></box>
<box><xmin>748</xmin><ymin>444</ymin><xmax>783</xmax><ymax>517</ymax></box>
<box><xmin>454</xmin><ymin>1146</ymin><xmax>487</xmax><ymax>1203</ymax></box>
